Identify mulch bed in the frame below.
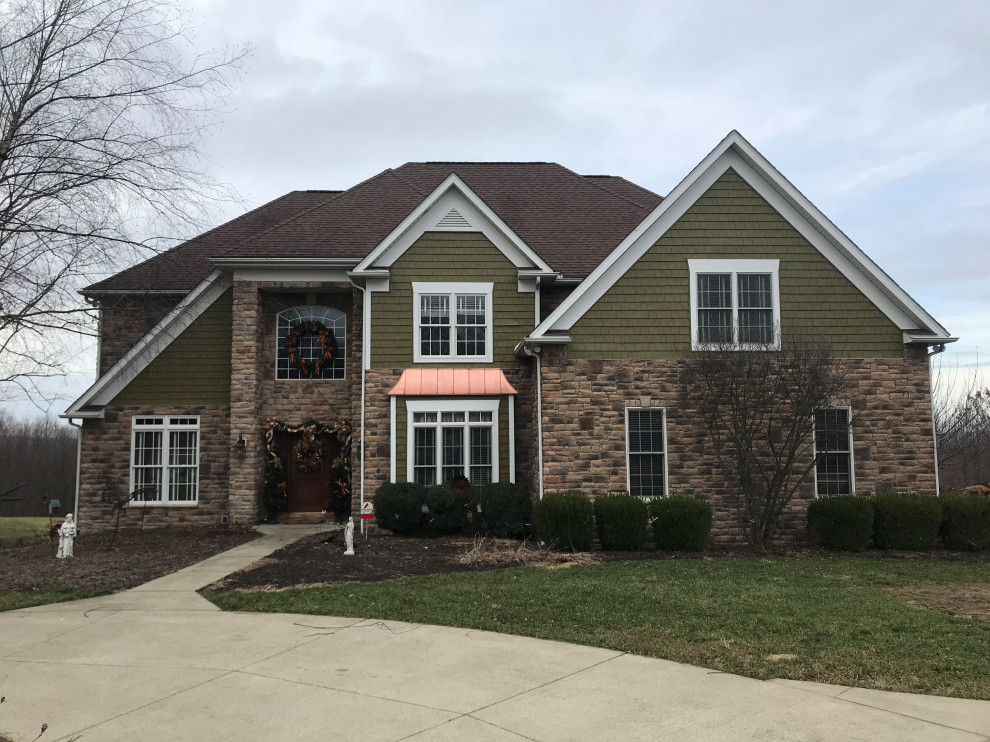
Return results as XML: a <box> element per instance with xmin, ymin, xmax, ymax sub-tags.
<box><xmin>205</xmin><ymin>532</ymin><xmax>990</xmax><ymax>592</ymax></box>
<box><xmin>0</xmin><ymin>527</ymin><xmax>258</xmax><ymax>593</ymax></box>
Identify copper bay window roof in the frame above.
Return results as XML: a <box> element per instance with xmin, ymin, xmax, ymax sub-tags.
<box><xmin>388</xmin><ymin>368</ymin><xmax>517</xmax><ymax>396</ymax></box>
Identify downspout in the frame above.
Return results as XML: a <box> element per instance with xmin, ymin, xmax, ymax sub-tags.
<box><xmin>349</xmin><ymin>278</ymin><xmax>368</xmax><ymax>534</ymax></box>
<box><xmin>524</xmin><ymin>344</ymin><xmax>544</xmax><ymax>500</ymax></box>
<box><xmin>928</xmin><ymin>343</ymin><xmax>947</xmax><ymax>496</ymax></box>
<box><xmin>67</xmin><ymin>418</ymin><xmax>83</xmax><ymax>528</ymax></box>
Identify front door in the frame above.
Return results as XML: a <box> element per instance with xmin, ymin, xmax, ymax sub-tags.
<box><xmin>284</xmin><ymin>433</ymin><xmax>333</xmax><ymax>513</ymax></box>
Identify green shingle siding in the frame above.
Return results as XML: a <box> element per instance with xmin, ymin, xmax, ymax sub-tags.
<box><xmin>568</xmin><ymin>170</ymin><xmax>904</xmax><ymax>359</ymax></box>
<box><xmin>111</xmin><ymin>290</ymin><xmax>233</xmax><ymax>406</ymax></box>
<box><xmin>371</xmin><ymin>232</ymin><xmax>533</xmax><ymax>368</ymax></box>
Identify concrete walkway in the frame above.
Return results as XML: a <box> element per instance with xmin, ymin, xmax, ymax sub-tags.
<box><xmin>1</xmin><ymin>526</ymin><xmax>988</xmax><ymax>742</ymax></box>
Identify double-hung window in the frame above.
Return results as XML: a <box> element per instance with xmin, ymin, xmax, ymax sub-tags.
<box><xmin>626</xmin><ymin>408</ymin><xmax>667</xmax><ymax>497</ymax></box>
<box><xmin>413</xmin><ymin>282</ymin><xmax>493</xmax><ymax>362</ymax></box>
<box><xmin>689</xmin><ymin>259</ymin><xmax>780</xmax><ymax>350</ymax></box>
<box><xmin>130</xmin><ymin>417</ymin><xmax>200</xmax><ymax>504</ymax></box>
<box><xmin>814</xmin><ymin>408</ymin><xmax>854</xmax><ymax>496</ymax></box>
<box><xmin>408</xmin><ymin>400</ymin><xmax>498</xmax><ymax>486</ymax></box>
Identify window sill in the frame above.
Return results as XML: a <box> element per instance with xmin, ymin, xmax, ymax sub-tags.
<box><xmin>128</xmin><ymin>501</ymin><xmax>199</xmax><ymax>508</ymax></box>
<box><xmin>691</xmin><ymin>342</ymin><xmax>781</xmax><ymax>352</ymax></box>
<box><xmin>412</xmin><ymin>355</ymin><xmax>494</xmax><ymax>364</ymax></box>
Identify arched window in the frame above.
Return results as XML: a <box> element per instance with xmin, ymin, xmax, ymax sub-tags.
<box><xmin>276</xmin><ymin>306</ymin><xmax>346</xmax><ymax>380</ymax></box>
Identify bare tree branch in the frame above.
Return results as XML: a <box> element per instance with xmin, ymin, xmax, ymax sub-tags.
<box><xmin>682</xmin><ymin>334</ymin><xmax>850</xmax><ymax>548</ymax></box>
<box><xmin>0</xmin><ymin>0</ymin><xmax>250</xmax><ymax>400</ymax></box>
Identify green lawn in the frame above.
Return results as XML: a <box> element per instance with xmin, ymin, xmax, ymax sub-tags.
<box><xmin>0</xmin><ymin>517</ymin><xmax>51</xmax><ymax>543</ymax></box>
<box><xmin>207</xmin><ymin>557</ymin><xmax>990</xmax><ymax>700</ymax></box>
<box><xmin>0</xmin><ymin>588</ymin><xmax>106</xmax><ymax>612</ymax></box>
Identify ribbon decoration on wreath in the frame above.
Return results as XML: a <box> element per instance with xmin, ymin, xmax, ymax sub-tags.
<box><xmin>285</xmin><ymin>320</ymin><xmax>338</xmax><ymax>377</ymax></box>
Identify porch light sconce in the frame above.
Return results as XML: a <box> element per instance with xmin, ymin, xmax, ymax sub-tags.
<box><xmin>234</xmin><ymin>434</ymin><xmax>247</xmax><ymax>459</ymax></box>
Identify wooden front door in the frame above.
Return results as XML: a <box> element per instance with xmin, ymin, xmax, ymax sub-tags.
<box><xmin>284</xmin><ymin>434</ymin><xmax>334</xmax><ymax>513</ymax></box>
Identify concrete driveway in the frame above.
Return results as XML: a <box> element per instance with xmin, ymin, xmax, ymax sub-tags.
<box><xmin>2</xmin><ymin>526</ymin><xmax>988</xmax><ymax>742</ymax></box>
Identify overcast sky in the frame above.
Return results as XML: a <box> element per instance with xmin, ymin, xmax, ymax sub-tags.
<box><xmin>9</xmin><ymin>0</ymin><xmax>990</xmax><ymax>418</ymax></box>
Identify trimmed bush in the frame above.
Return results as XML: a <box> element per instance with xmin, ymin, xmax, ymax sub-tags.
<box><xmin>942</xmin><ymin>494</ymin><xmax>990</xmax><ymax>551</ymax></box>
<box><xmin>807</xmin><ymin>496</ymin><xmax>874</xmax><ymax>551</ymax></box>
<box><xmin>594</xmin><ymin>495</ymin><xmax>648</xmax><ymax>551</ymax></box>
<box><xmin>871</xmin><ymin>492</ymin><xmax>942</xmax><ymax>550</ymax></box>
<box><xmin>650</xmin><ymin>496</ymin><xmax>713</xmax><ymax>551</ymax></box>
<box><xmin>425</xmin><ymin>482</ymin><xmax>471</xmax><ymax>534</ymax></box>
<box><xmin>374</xmin><ymin>482</ymin><xmax>426</xmax><ymax>534</ymax></box>
<box><xmin>533</xmin><ymin>492</ymin><xmax>594</xmax><ymax>552</ymax></box>
<box><xmin>476</xmin><ymin>482</ymin><xmax>532</xmax><ymax>538</ymax></box>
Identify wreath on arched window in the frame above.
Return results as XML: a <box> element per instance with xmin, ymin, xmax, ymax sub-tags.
<box><xmin>285</xmin><ymin>320</ymin><xmax>338</xmax><ymax>377</ymax></box>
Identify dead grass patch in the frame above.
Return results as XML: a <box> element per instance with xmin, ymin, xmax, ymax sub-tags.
<box><xmin>454</xmin><ymin>536</ymin><xmax>599</xmax><ymax>568</ymax></box>
<box><xmin>889</xmin><ymin>583</ymin><xmax>990</xmax><ymax>621</ymax></box>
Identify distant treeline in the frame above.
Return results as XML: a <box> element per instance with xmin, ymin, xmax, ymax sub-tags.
<box><xmin>0</xmin><ymin>414</ymin><xmax>77</xmax><ymax>517</ymax></box>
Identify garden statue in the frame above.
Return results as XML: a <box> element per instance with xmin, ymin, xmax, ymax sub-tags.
<box><xmin>344</xmin><ymin>517</ymin><xmax>355</xmax><ymax>556</ymax></box>
<box><xmin>56</xmin><ymin>514</ymin><xmax>76</xmax><ymax>559</ymax></box>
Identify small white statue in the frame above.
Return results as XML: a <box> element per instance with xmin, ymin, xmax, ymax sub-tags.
<box><xmin>56</xmin><ymin>514</ymin><xmax>76</xmax><ymax>559</ymax></box>
<box><xmin>343</xmin><ymin>516</ymin><xmax>355</xmax><ymax>556</ymax></box>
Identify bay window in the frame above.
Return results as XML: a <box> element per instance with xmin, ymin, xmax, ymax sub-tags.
<box><xmin>407</xmin><ymin>400</ymin><xmax>498</xmax><ymax>486</ymax></box>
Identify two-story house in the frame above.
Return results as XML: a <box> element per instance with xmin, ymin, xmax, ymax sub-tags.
<box><xmin>63</xmin><ymin>131</ymin><xmax>956</xmax><ymax>542</ymax></box>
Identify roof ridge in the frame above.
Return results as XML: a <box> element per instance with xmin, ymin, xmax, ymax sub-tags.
<box><xmin>386</xmin><ymin>168</ymin><xmax>428</xmax><ymax>196</ymax></box>
<box><xmin>83</xmin><ymin>191</ymin><xmax>320</xmax><ymax>294</ymax></box>
<box><xmin>549</xmin><ymin>162</ymin><xmax>653</xmax><ymax>213</ymax></box>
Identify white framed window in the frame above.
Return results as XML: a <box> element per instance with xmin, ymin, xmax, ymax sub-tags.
<box><xmin>814</xmin><ymin>407</ymin><xmax>855</xmax><ymax>496</ymax></box>
<box><xmin>688</xmin><ymin>259</ymin><xmax>780</xmax><ymax>350</ymax></box>
<box><xmin>626</xmin><ymin>408</ymin><xmax>668</xmax><ymax>497</ymax></box>
<box><xmin>276</xmin><ymin>306</ymin><xmax>346</xmax><ymax>380</ymax></box>
<box><xmin>412</xmin><ymin>282</ymin><xmax>493</xmax><ymax>362</ymax></box>
<box><xmin>407</xmin><ymin>399</ymin><xmax>499</xmax><ymax>486</ymax></box>
<box><xmin>130</xmin><ymin>416</ymin><xmax>200</xmax><ymax>505</ymax></box>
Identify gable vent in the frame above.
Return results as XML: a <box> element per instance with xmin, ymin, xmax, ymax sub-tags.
<box><xmin>436</xmin><ymin>207</ymin><xmax>472</xmax><ymax>229</ymax></box>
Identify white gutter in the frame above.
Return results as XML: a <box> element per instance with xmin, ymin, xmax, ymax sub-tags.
<box><xmin>928</xmin><ymin>344</ymin><xmax>947</xmax><ymax>496</ymax></box>
<box><xmin>524</xmin><ymin>345</ymin><xmax>545</xmax><ymax>500</ymax></box>
<box><xmin>67</xmin><ymin>419</ymin><xmax>83</xmax><ymax>528</ymax></box>
<box><xmin>349</xmin><ymin>277</ymin><xmax>369</xmax><ymax>535</ymax></box>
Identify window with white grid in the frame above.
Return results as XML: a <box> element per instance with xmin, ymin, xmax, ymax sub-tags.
<box><xmin>408</xmin><ymin>401</ymin><xmax>498</xmax><ymax>485</ymax></box>
<box><xmin>413</xmin><ymin>283</ymin><xmax>493</xmax><ymax>362</ymax></box>
<box><xmin>626</xmin><ymin>408</ymin><xmax>667</xmax><ymax>497</ymax></box>
<box><xmin>276</xmin><ymin>306</ymin><xmax>346</xmax><ymax>380</ymax></box>
<box><xmin>130</xmin><ymin>417</ymin><xmax>200</xmax><ymax>504</ymax></box>
<box><xmin>689</xmin><ymin>260</ymin><xmax>780</xmax><ymax>350</ymax></box>
<box><xmin>814</xmin><ymin>408</ymin><xmax>854</xmax><ymax>496</ymax></box>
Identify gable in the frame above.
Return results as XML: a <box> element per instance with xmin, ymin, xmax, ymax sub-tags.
<box><xmin>354</xmin><ymin>175</ymin><xmax>553</xmax><ymax>275</ymax></box>
<box><xmin>531</xmin><ymin>131</ymin><xmax>954</xmax><ymax>347</ymax></box>
<box><xmin>568</xmin><ymin>170</ymin><xmax>904</xmax><ymax>358</ymax></box>
<box><xmin>370</xmin><ymin>232</ymin><xmax>534</xmax><ymax>368</ymax></box>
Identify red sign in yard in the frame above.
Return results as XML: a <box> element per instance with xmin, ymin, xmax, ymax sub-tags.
<box><xmin>360</xmin><ymin>502</ymin><xmax>374</xmax><ymax>520</ymax></box>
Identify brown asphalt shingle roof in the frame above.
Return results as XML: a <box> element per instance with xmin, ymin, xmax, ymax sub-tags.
<box><xmin>85</xmin><ymin>164</ymin><xmax>663</xmax><ymax>294</ymax></box>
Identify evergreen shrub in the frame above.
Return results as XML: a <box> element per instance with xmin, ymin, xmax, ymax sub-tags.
<box><xmin>533</xmin><ymin>491</ymin><xmax>594</xmax><ymax>552</ymax></box>
<box><xmin>594</xmin><ymin>495</ymin><xmax>648</xmax><ymax>551</ymax></box>
<box><xmin>806</xmin><ymin>495</ymin><xmax>873</xmax><ymax>551</ymax></box>
<box><xmin>650</xmin><ymin>496</ymin><xmax>713</xmax><ymax>551</ymax></box>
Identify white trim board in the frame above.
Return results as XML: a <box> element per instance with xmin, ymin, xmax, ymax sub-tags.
<box><xmin>352</xmin><ymin>174</ymin><xmax>553</xmax><ymax>275</ymax></box>
<box><xmin>63</xmin><ymin>271</ymin><xmax>231</xmax><ymax>418</ymax></box>
<box><xmin>529</xmin><ymin>131</ymin><xmax>954</xmax><ymax>344</ymax></box>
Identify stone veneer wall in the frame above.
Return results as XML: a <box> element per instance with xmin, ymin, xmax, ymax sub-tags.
<box><xmin>537</xmin><ymin>346</ymin><xmax>936</xmax><ymax>544</ymax></box>
<box><xmin>98</xmin><ymin>295</ymin><xmax>182</xmax><ymax>374</ymax></box>
<box><xmin>228</xmin><ymin>282</ymin><xmax>362</xmax><ymax>525</ymax></box>
<box><xmin>78</xmin><ymin>405</ymin><xmax>230</xmax><ymax>529</ymax></box>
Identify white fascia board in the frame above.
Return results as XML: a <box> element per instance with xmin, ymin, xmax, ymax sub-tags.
<box><xmin>212</xmin><ymin>257</ymin><xmax>361</xmax><ymax>269</ymax></box>
<box><xmin>353</xmin><ymin>174</ymin><xmax>554</xmax><ymax>274</ymax></box>
<box><xmin>63</xmin><ymin>271</ymin><xmax>231</xmax><ymax>417</ymax></box>
<box><xmin>530</xmin><ymin>130</ymin><xmax>952</xmax><ymax>342</ymax></box>
<box><xmin>232</xmin><ymin>268</ymin><xmax>351</xmax><ymax>282</ymax></box>
<box><xmin>903</xmin><ymin>331</ymin><xmax>959</xmax><ymax>345</ymax></box>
